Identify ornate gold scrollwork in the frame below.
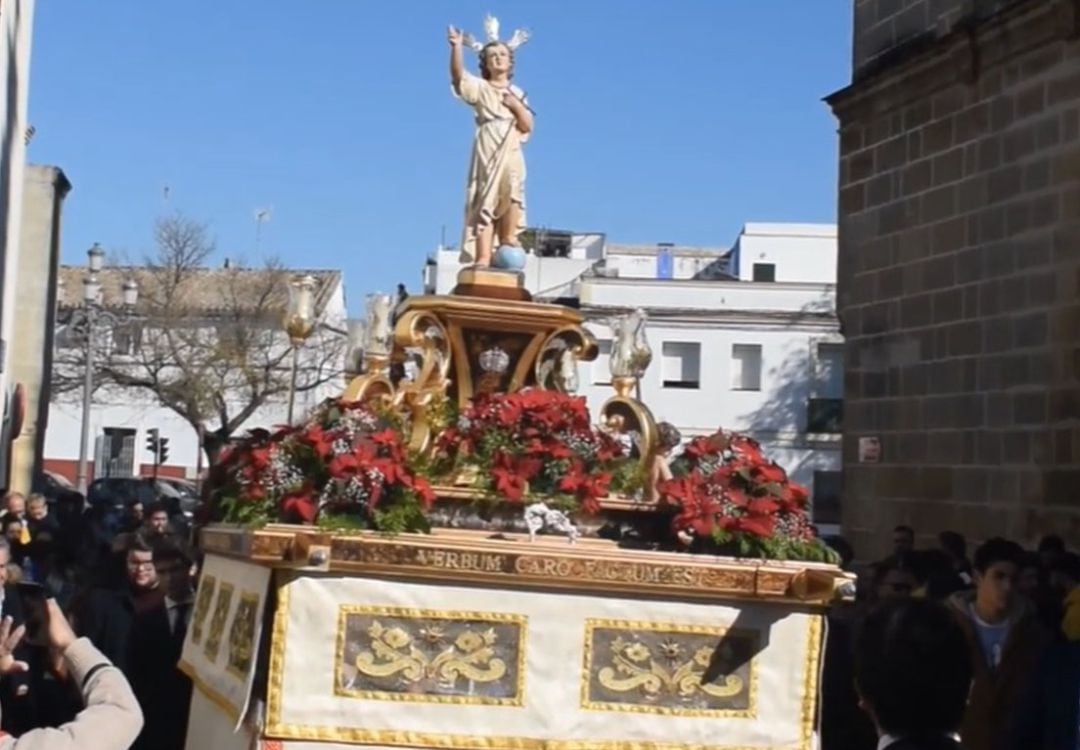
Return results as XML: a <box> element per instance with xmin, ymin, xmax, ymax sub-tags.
<box><xmin>583</xmin><ymin>619</ymin><xmax>758</xmax><ymax>716</ymax></box>
<box><xmin>534</xmin><ymin>325</ymin><xmax>598</xmax><ymax>394</ymax></box>
<box><xmin>191</xmin><ymin>575</ymin><xmax>217</xmax><ymax>645</ymax></box>
<box><xmin>392</xmin><ymin>310</ymin><xmax>452</xmax><ymax>454</ymax></box>
<box><xmin>356</xmin><ymin>620</ymin><xmax>507</xmax><ymax>687</ymax></box>
<box><xmin>394</xmin><ymin>310</ymin><xmax>452</xmax><ymax>389</ymax></box>
<box><xmin>343</xmin><ymin>310</ymin><xmax>452</xmax><ymax>454</ymax></box>
<box><xmin>342</xmin><ymin>373</ymin><xmax>395</xmax><ymax>407</ymax></box>
<box><xmin>342</xmin><ymin>351</ymin><xmax>395</xmax><ymax>407</ymax></box>
<box><xmin>598</xmin><ymin>636</ymin><xmax>744</xmax><ymax>700</ymax></box>
<box><xmin>226</xmin><ymin>592</ymin><xmax>260</xmax><ymax>679</ymax></box>
<box><xmin>335</xmin><ymin>607</ymin><xmax>527</xmax><ymax>705</ymax></box>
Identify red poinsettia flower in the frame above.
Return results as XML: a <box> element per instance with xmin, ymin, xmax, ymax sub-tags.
<box><xmin>753</xmin><ymin>463</ymin><xmax>787</xmax><ymax>484</ymax></box>
<box><xmin>735</xmin><ymin>513</ymin><xmax>776</xmax><ymax>538</ymax></box>
<box><xmin>515</xmin><ymin>456</ymin><xmax>545</xmax><ymax>482</ymax></box>
<box><xmin>730</xmin><ymin>435</ymin><xmax>765</xmax><ymax>464</ymax></box>
<box><xmin>412</xmin><ymin>476</ymin><xmax>437</xmax><ymax>508</ymax></box>
<box><xmin>249</xmin><ymin>446</ymin><xmax>272</xmax><ymax>471</ymax></box>
<box><xmin>672</xmin><ymin>492</ymin><xmax>722</xmax><ymax>537</ymax></box>
<box><xmin>303</xmin><ymin>425</ymin><xmax>336</xmax><ymax>459</ymax></box>
<box><xmin>328</xmin><ymin>453</ymin><xmax>358</xmax><ymax>477</ymax></box>
<box><xmin>725</xmin><ymin>486</ymin><xmax>751</xmax><ymax>509</ymax></box>
<box><xmin>747</xmin><ymin>497</ymin><xmax>780</xmax><ymax>516</ymax></box>
<box><xmin>655</xmin><ymin>425</ymin><xmax>821</xmax><ymax>552</ymax></box>
<box><xmin>281</xmin><ymin>488</ymin><xmax>317</xmax><ymax>523</ymax></box>
<box><xmin>491</xmin><ymin>451</ymin><xmax>527</xmax><ymax>502</ymax></box>
<box><xmin>683</xmin><ymin>434</ymin><xmax>726</xmax><ymax>461</ymax></box>
<box><xmin>785</xmin><ymin>483</ymin><xmax>810</xmax><ymax>508</ymax></box>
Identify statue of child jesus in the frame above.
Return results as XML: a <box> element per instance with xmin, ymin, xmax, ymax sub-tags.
<box><xmin>448</xmin><ymin>20</ymin><xmax>534</xmax><ymax>268</ymax></box>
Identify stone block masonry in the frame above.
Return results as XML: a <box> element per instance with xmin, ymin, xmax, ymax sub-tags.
<box><xmin>829</xmin><ymin>0</ymin><xmax>1080</xmax><ymax>556</ymax></box>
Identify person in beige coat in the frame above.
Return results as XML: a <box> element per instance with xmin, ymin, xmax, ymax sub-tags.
<box><xmin>0</xmin><ymin>598</ymin><xmax>143</xmax><ymax>750</ymax></box>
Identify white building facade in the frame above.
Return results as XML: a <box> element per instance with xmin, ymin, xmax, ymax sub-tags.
<box><xmin>43</xmin><ymin>267</ymin><xmax>351</xmax><ymax>485</ymax></box>
<box><xmin>423</xmin><ymin>223</ymin><xmax>843</xmax><ymax>530</ymax></box>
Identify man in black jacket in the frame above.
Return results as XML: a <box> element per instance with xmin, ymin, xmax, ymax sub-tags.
<box><xmin>73</xmin><ymin>537</ymin><xmax>163</xmax><ymax>674</ymax></box>
<box><xmin>127</xmin><ymin>543</ymin><xmax>194</xmax><ymax>750</ymax></box>
<box><xmin>854</xmin><ymin>598</ymin><xmax>972</xmax><ymax>750</ymax></box>
<box><xmin>0</xmin><ymin>540</ymin><xmax>36</xmax><ymax>734</ymax></box>
<box><xmin>1010</xmin><ymin>640</ymin><xmax>1080</xmax><ymax>749</ymax></box>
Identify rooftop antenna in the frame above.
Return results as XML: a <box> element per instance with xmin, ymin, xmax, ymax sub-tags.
<box><xmin>254</xmin><ymin>207</ymin><xmax>272</xmax><ymax>253</ymax></box>
<box><xmin>440</xmin><ymin>224</ymin><xmax>447</xmax><ymax>251</ymax></box>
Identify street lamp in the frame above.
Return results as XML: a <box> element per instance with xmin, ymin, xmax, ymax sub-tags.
<box><xmin>72</xmin><ymin>245</ymin><xmax>138</xmax><ymax>494</ymax></box>
<box><xmin>284</xmin><ymin>274</ymin><xmax>317</xmax><ymax>424</ymax></box>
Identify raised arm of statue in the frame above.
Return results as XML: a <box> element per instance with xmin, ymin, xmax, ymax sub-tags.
<box><xmin>448</xmin><ymin>26</ymin><xmax>465</xmax><ymax>91</ymax></box>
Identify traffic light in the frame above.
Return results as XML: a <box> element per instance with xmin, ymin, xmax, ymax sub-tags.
<box><xmin>146</xmin><ymin>428</ymin><xmax>160</xmax><ymax>455</ymax></box>
<box><xmin>158</xmin><ymin>437</ymin><xmax>170</xmax><ymax>465</ymax></box>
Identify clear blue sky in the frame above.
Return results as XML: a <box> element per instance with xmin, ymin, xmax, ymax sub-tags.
<box><xmin>30</xmin><ymin>1</ymin><xmax>851</xmax><ymax>313</ymax></box>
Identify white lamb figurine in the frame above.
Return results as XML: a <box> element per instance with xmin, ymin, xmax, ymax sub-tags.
<box><xmin>524</xmin><ymin>502</ymin><xmax>580</xmax><ymax>544</ymax></box>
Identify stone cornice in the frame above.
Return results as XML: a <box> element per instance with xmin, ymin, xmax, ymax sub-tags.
<box><xmin>826</xmin><ymin>0</ymin><xmax>1074</xmax><ymax>123</ymax></box>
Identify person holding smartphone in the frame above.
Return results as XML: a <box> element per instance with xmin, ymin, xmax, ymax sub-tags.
<box><xmin>0</xmin><ymin>597</ymin><xmax>143</xmax><ymax>749</ymax></box>
<box><xmin>0</xmin><ymin>540</ymin><xmax>33</xmax><ymax>735</ymax></box>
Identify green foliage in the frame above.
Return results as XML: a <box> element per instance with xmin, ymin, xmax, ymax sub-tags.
<box><xmin>609</xmin><ymin>459</ymin><xmax>648</xmax><ymax>497</ymax></box>
<box><xmin>218</xmin><ymin>495</ymin><xmax>273</xmax><ymax>527</ymax></box>
<box><xmin>425</xmin><ymin>392</ymin><xmax>457</xmax><ymax>441</ymax></box>
<box><xmin>374</xmin><ymin>490</ymin><xmax>433</xmax><ymax>535</ymax></box>
<box><xmin>710</xmin><ymin>528</ymin><xmax>841</xmax><ymax>564</ymax></box>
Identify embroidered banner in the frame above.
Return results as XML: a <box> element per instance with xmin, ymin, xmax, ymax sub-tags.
<box><xmin>265</xmin><ymin>572</ymin><xmax>823</xmax><ymax>750</ymax></box>
<box><xmin>180</xmin><ymin>553</ymin><xmax>271</xmax><ymax>727</ymax></box>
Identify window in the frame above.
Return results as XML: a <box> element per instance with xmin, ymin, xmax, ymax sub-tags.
<box><xmin>95</xmin><ymin>428</ymin><xmax>136</xmax><ymax>478</ymax></box>
<box><xmin>806</xmin><ymin>399</ymin><xmax>843</xmax><ymax>433</ymax></box>
<box><xmin>812</xmin><ymin>470</ymin><xmax>842</xmax><ymax>526</ymax></box>
<box><xmin>592</xmin><ymin>340</ymin><xmax>612</xmax><ymax>385</ymax></box>
<box><xmin>730</xmin><ymin>344</ymin><xmax>762</xmax><ymax>391</ymax></box>
<box><xmin>815</xmin><ymin>343</ymin><xmax>844</xmax><ymax>399</ymax></box>
<box><xmin>752</xmin><ymin>263</ymin><xmax>775</xmax><ymax>282</ymax></box>
<box><xmin>808</xmin><ymin>342</ymin><xmax>844</xmax><ymax>433</ymax></box>
<box><xmin>661</xmin><ymin>342</ymin><xmax>701</xmax><ymax>389</ymax></box>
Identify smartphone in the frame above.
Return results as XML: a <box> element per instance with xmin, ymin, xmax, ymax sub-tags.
<box><xmin>14</xmin><ymin>581</ymin><xmax>48</xmax><ymax>646</ymax></box>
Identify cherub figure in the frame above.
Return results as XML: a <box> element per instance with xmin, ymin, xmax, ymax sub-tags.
<box><xmin>646</xmin><ymin>422</ymin><xmax>683</xmax><ymax>504</ymax></box>
<box><xmin>448</xmin><ymin>16</ymin><xmax>534</xmax><ymax>268</ymax></box>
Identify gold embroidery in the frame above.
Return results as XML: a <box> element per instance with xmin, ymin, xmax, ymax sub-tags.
<box><xmin>178</xmin><ymin>660</ymin><xmax>241</xmax><ymax>722</ymax></box>
<box><xmin>191</xmin><ymin>575</ymin><xmax>216</xmax><ymax>645</ymax></box>
<box><xmin>203</xmin><ymin>581</ymin><xmax>234</xmax><ymax>663</ymax></box>
<box><xmin>800</xmin><ymin>614</ymin><xmax>823</xmax><ymax>748</ymax></box>
<box><xmin>582</xmin><ymin>619</ymin><xmax>757</xmax><ymax>717</ymax></box>
<box><xmin>226</xmin><ymin>591</ymin><xmax>260</xmax><ymax>680</ymax></box>
<box><xmin>335</xmin><ymin>605</ymin><xmax>526</xmax><ymax>705</ymax></box>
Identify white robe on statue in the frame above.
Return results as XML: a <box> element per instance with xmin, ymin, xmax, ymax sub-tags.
<box><xmin>453</xmin><ymin>71</ymin><xmax>529</xmax><ymax>262</ymax></box>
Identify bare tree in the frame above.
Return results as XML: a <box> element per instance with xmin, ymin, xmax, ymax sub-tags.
<box><xmin>52</xmin><ymin>214</ymin><xmax>348</xmax><ymax>465</ymax></box>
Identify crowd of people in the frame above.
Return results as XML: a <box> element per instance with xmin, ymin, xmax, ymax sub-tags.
<box><xmin>0</xmin><ymin>484</ymin><xmax>1078</xmax><ymax>749</ymax></box>
<box><xmin>822</xmin><ymin>526</ymin><xmax>1080</xmax><ymax>749</ymax></box>
<box><xmin>0</xmin><ymin>489</ymin><xmax>194</xmax><ymax>750</ymax></box>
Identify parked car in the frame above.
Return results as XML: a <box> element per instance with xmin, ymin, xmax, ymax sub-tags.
<box><xmin>87</xmin><ymin>477</ymin><xmax>196</xmax><ymax>522</ymax></box>
<box><xmin>156</xmin><ymin>477</ymin><xmax>200</xmax><ymax>514</ymax></box>
<box><xmin>33</xmin><ymin>470</ymin><xmax>84</xmax><ymax>507</ymax></box>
